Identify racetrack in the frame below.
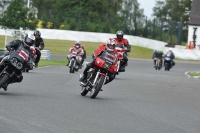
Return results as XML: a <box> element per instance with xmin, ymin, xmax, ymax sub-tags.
<box><xmin>0</xmin><ymin>57</ymin><xmax>200</xmax><ymax>133</ymax></box>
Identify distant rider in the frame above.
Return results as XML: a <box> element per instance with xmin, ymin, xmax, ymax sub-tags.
<box><xmin>164</xmin><ymin>48</ymin><xmax>175</xmax><ymax>67</ymax></box>
<box><xmin>0</xmin><ymin>34</ymin><xmax>35</xmax><ymax>91</ymax></box>
<box><xmin>66</xmin><ymin>41</ymin><xmax>84</xmax><ymax>68</ymax></box>
<box><xmin>33</xmin><ymin>30</ymin><xmax>45</xmax><ymax>68</ymax></box>
<box><xmin>79</xmin><ymin>38</ymin><xmax>118</xmax><ymax>85</ymax></box>
<box><xmin>152</xmin><ymin>50</ymin><xmax>163</xmax><ymax>67</ymax></box>
<box><xmin>113</xmin><ymin>30</ymin><xmax>131</xmax><ymax>72</ymax></box>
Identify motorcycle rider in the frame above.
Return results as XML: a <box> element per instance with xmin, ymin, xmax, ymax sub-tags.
<box><xmin>164</xmin><ymin>48</ymin><xmax>175</xmax><ymax>67</ymax></box>
<box><xmin>66</xmin><ymin>40</ymin><xmax>84</xmax><ymax>68</ymax></box>
<box><xmin>113</xmin><ymin>30</ymin><xmax>131</xmax><ymax>72</ymax></box>
<box><xmin>79</xmin><ymin>38</ymin><xmax>118</xmax><ymax>85</ymax></box>
<box><xmin>0</xmin><ymin>34</ymin><xmax>35</xmax><ymax>91</ymax></box>
<box><xmin>33</xmin><ymin>30</ymin><xmax>45</xmax><ymax>68</ymax></box>
<box><xmin>152</xmin><ymin>50</ymin><xmax>163</xmax><ymax>67</ymax></box>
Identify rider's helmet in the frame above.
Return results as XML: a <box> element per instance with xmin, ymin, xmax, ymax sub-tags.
<box><xmin>75</xmin><ymin>40</ymin><xmax>81</xmax><ymax>49</ymax></box>
<box><xmin>24</xmin><ymin>34</ymin><xmax>35</xmax><ymax>48</ymax></box>
<box><xmin>106</xmin><ymin>38</ymin><xmax>116</xmax><ymax>52</ymax></box>
<box><xmin>116</xmin><ymin>30</ymin><xmax>124</xmax><ymax>41</ymax></box>
<box><xmin>33</xmin><ymin>30</ymin><xmax>41</xmax><ymax>37</ymax></box>
<box><xmin>169</xmin><ymin>48</ymin><xmax>172</xmax><ymax>52</ymax></box>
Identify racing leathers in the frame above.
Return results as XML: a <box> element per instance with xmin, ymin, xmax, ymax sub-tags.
<box><xmin>113</xmin><ymin>37</ymin><xmax>131</xmax><ymax>72</ymax></box>
<box><xmin>79</xmin><ymin>44</ymin><xmax>118</xmax><ymax>84</ymax></box>
<box><xmin>34</xmin><ymin>37</ymin><xmax>45</xmax><ymax>67</ymax></box>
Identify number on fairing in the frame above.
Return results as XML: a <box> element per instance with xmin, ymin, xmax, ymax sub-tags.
<box><xmin>19</xmin><ymin>50</ymin><xmax>28</xmax><ymax>61</ymax></box>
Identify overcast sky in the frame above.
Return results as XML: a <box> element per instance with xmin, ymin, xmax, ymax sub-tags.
<box><xmin>138</xmin><ymin>0</ymin><xmax>157</xmax><ymax>18</ymax></box>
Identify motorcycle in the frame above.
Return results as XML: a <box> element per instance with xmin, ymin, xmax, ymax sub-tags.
<box><xmin>0</xmin><ymin>47</ymin><xmax>30</xmax><ymax>90</ymax></box>
<box><xmin>164</xmin><ymin>56</ymin><xmax>172</xmax><ymax>71</ymax></box>
<box><xmin>68</xmin><ymin>51</ymin><xmax>81</xmax><ymax>73</ymax></box>
<box><xmin>154</xmin><ymin>58</ymin><xmax>162</xmax><ymax>70</ymax></box>
<box><xmin>80</xmin><ymin>50</ymin><xmax>118</xmax><ymax>99</ymax></box>
<box><xmin>115</xmin><ymin>47</ymin><xmax>126</xmax><ymax>74</ymax></box>
<box><xmin>22</xmin><ymin>46</ymin><xmax>37</xmax><ymax>72</ymax></box>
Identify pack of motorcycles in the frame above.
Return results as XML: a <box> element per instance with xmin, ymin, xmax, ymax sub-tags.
<box><xmin>154</xmin><ymin>56</ymin><xmax>174</xmax><ymax>71</ymax></box>
<box><xmin>0</xmin><ymin>47</ymin><xmax>174</xmax><ymax>99</ymax></box>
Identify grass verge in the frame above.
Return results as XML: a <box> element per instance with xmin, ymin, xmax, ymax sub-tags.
<box><xmin>39</xmin><ymin>59</ymin><xmax>67</xmax><ymax>67</ymax></box>
<box><xmin>188</xmin><ymin>72</ymin><xmax>200</xmax><ymax>77</ymax></box>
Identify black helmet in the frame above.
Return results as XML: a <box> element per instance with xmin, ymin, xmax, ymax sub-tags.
<box><xmin>116</xmin><ymin>30</ymin><xmax>124</xmax><ymax>41</ymax></box>
<box><xmin>24</xmin><ymin>34</ymin><xmax>35</xmax><ymax>47</ymax></box>
<box><xmin>34</xmin><ymin>30</ymin><xmax>41</xmax><ymax>36</ymax></box>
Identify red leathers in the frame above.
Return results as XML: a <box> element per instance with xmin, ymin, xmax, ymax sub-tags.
<box><xmin>93</xmin><ymin>44</ymin><xmax>118</xmax><ymax>64</ymax></box>
<box><xmin>79</xmin><ymin>39</ymin><xmax>118</xmax><ymax>84</ymax></box>
<box><xmin>67</xmin><ymin>45</ymin><xmax>84</xmax><ymax>65</ymax></box>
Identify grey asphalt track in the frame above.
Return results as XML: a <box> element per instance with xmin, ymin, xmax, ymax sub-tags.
<box><xmin>0</xmin><ymin>56</ymin><xmax>200</xmax><ymax>133</ymax></box>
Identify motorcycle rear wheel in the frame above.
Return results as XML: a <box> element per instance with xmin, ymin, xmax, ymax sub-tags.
<box><xmin>90</xmin><ymin>75</ymin><xmax>105</xmax><ymax>99</ymax></box>
<box><xmin>0</xmin><ymin>74</ymin><xmax>9</xmax><ymax>88</ymax></box>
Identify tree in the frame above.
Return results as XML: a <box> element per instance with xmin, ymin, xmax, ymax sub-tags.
<box><xmin>31</xmin><ymin>0</ymin><xmax>146</xmax><ymax>34</ymax></box>
<box><xmin>0</xmin><ymin>0</ymin><xmax>37</xmax><ymax>30</ymax></box>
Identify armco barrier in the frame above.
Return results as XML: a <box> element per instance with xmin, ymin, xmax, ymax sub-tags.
<box><xmin>41</xmin><ymin>50</ymin><xmax>50</xmax><ymax>60</ymax></box>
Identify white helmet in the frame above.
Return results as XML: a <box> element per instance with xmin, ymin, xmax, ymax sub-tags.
<box><xmin>106</xmin><ymin>38</ymin><xmax>116</xmax><ymax>51</ymax></box>
<box><xmin>24</xmin><ymin>33</ymin><xmax>35</xmax><ymax>47</ymax></box>
<box><xmin>169</xmin><ymin>48</ymin><xmax>172</xmax><ymax>52</ymax></box>
<box><xmin>75</xmin><ymin>40</ymin><xmax>81</xmax><ymax>48</ymax></box>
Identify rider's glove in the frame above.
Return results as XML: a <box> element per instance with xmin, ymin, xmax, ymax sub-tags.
<box><xmin>92</xmin><ymin>54</ymin><xmax>96</xmax><ymax>60</ymax></box>
<box><xmin>6</xmin><ymin>46</ymin><xmax>11</xmax><ymax>51</ymax></box>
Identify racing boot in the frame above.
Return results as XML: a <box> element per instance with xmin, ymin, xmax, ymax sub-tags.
<box><xmin>2</xmin><ymin>83</ymin><xmax>8</xmax><ymax>91</ymax></box>
<box><xmin>79</xmin><ymin>74</ymin><xmax>86</xmax><ymax>83</ymax></box>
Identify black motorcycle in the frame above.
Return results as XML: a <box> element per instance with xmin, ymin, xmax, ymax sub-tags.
<box><xmin>155</xmin><ymin>58</ymin><xmax>162</xmax><ymax>70</ymax></box>
<box><xmin>164</xmin><ymin>56</ymin><xmax>172</xmax><ymax>71</ymax></box>
<box><xmin>0</xmin><ymin>48</ymin><xmax>29</xmax><ymax>89</ymax></box>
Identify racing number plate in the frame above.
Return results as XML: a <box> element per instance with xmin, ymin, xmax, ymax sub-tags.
<box><xmin>19</xmin><ymin>50</ymin><xmax>28</xmax><ymax>61</ymax></box>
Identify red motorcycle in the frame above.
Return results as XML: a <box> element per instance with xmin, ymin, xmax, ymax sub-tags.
<box><xmin>115</xmin><ymin>47</ymin><xmax>126</xmax><ymax>74</ymax></box>
<box><xmin>80</xmin><ymin>50</ymin><xmax>118</xmax><ymax>99</ymax></box>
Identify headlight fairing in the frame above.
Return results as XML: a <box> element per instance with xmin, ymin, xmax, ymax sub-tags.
<box><xmin>10</xmin><ymin>57</ymin><xmax>23</xmax><ymax>70</ymax></box>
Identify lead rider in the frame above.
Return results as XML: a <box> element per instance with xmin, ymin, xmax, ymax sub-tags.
<box><xmin>79</xmin><ymin>38</ymin><xmax>118</xmax><ymax>85</ymax></box>
<box><xmin>0</xmin><ymin>34</ymin><xmax>35</xmax><ymax>91</ymax></box>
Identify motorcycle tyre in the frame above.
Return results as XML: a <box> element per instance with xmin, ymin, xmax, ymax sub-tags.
<box><xmin>69</xmin><ymin>60</ymin><xmax>75</xmax><ymax>73</ymax></box>
<box><xmin>81</xmin><ymin>86</ymin><xmax>88</xmax><ymax>96</ymax></box>
<box><xmin>90</xmin><ymin>75</ymin><xmax>105</xmax><ymax>99</ymax></box>
<box><xmin>0</xmin><ymin>74</ymin><xmax>9</xmax><ymax>88</ymax></box>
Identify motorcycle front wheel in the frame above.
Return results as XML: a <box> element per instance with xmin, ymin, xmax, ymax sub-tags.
<box><xmin>90</xmin><ymin>75</ymin><xmax>105</xmax><ymax>99</ymax></box>
<box><xmin>81</xmin><ymin>86</ymin><xmax>88</xmax><ymax>96</ymax></box>
<box><xmin>69</xmin><ymin>59</ymin><xmax>75</xmax><ymax>73</ymax></box>
<box><xmin>0</xmin><ymin>74</ymin><xmax>9</xmax><ymax>88</ymax></box>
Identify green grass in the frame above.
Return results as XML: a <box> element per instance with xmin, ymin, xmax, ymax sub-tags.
<box><xmin>0</xmin><ymin>35</ymin><xmax>154</xmax><ymax>58</ymax></box>
<box><xmin>39</xmin><ymin>59</ymin><xmax>67</xmax><ymax>67</ymax></box>
<box><xmin>188</xmin><ymin>72</ymin><xmax>200</xmax><ymax>77</ymax></box>
<box><xmin>0</xmin><ymin>35</ymin><xmax>160</xmax><ymax>67</ymax></box>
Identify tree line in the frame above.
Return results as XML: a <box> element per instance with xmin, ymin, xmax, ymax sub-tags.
<box><xmin>0</xmin><ymin>0</ymin><xmax>192</xmax><ymax>43</ymax></box>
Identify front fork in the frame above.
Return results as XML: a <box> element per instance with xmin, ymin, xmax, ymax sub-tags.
<box><xmin>92</xmin><ymin>71</ymin><xmax>107</xmax><ymax>86</ymax></box>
